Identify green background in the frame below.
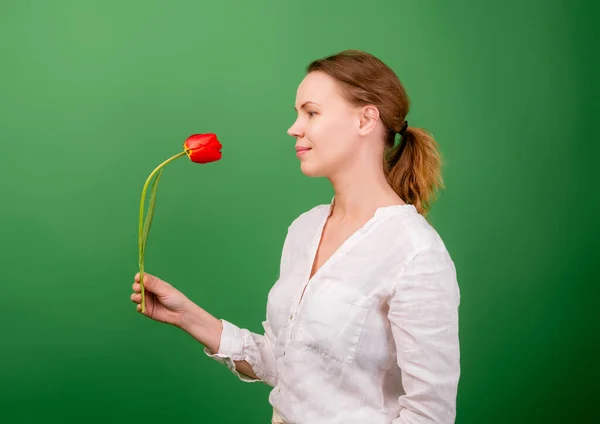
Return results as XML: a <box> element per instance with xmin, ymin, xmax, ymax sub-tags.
<box><xmin>1</xmin><ymin>0</ymin><xmax>597</xmax><ymax>423</ymax></box>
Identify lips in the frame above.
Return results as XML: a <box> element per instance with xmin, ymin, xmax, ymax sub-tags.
<box><xmin>295</xmin><ymin>146</ymin><xmax>312</xmax><ymax>152</ymax></box>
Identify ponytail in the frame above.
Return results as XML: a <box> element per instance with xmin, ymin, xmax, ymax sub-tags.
<box><xmin>385</xmin><ymin>125</ymin><xmax>444</xmax><ymax>218</ymax></box>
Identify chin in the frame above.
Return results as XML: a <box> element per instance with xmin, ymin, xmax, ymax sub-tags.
<box><xmin>299</xmin><ymin>161</ymin><xmax>325</xmax><ymax>178</ymax></box>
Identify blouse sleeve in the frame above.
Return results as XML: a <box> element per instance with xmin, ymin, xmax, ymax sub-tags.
<box><xmin>203</xmin><ymin>225</ymin><xmax>295</xmax><ymax>387</ymax></box>
<box><xmin>203</xmin><ymin>317</ymin><xmax>278</xmax><ymax>387</ymax></box>
<box><xmin>388</xmin><ymin>246</ymin><xmax>461</xmax><ymax>423</ymax></box>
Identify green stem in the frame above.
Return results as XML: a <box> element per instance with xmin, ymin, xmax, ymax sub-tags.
<box><xmin>139</xmin><ymin>150</ymin><xmax>187</xmax><ymax>313</ymax></box>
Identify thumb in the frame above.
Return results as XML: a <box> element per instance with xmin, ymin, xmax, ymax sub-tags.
<box><xmin>141</xmin><ymin>273</ymin><xmax>170</xmax><ymax>297</ymax></box>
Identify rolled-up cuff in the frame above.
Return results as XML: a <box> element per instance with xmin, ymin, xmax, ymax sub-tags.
<box><xmin>203</xmin><ymin>319</ymin><xmax>261</xmax><ymax>383</ymax></box>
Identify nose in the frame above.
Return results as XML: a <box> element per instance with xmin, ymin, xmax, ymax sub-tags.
<box><xmin>287</xmin><ymin>118</ymin><xmax>303</xmax><ymax>138</ymax></box>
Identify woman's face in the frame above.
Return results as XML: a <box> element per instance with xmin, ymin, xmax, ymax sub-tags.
<box><xmin>287</xmin><ymin>71</ymin><xmax>362</xmax><ymax>178</ymax></box>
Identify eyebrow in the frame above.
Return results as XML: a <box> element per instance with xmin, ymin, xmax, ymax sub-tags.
<box><xmin>294</xmin><ymin>101</ymin><xmax>319</xmax><ymax>112</ymax></box>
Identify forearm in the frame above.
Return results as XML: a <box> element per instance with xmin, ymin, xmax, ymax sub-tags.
<box><xmin>179</xmin><ymin>300</ymin><xmax>259</xmax><ymax>380</ymax></box>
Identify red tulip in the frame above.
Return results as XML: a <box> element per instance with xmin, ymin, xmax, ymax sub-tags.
<box><xmin>184</xmin><ymin>133</ymin><xmax>222</xmax><ymax>163</ymax></box>
<box><xmin>137</xmin><ymin>133</ymin><xmax>223</xmax><ymax>313</ymax></box>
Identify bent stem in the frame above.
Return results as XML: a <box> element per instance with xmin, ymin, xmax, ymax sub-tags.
<box><xmin>138</xmin><ymin>150</ymin><xmax>187</xmax><ymax>313</ymax></box>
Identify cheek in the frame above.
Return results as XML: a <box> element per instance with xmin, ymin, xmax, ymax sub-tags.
<box><xmin>304</xmin><ymin>119</ymin><xmax>324</xmax><ymax>143</ymax></box>
<box><xmin>307</xmin><ymin>115</ymin><xmax>353</xmax><ymax>148</ymax></box>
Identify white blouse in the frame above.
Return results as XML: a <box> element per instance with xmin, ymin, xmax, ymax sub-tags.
<box><xmin>205</xmin><ymin>199</ymin><xmax>461</xmax><ymax>423</ymax></box>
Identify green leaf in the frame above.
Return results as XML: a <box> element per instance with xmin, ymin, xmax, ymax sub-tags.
<box><xmin>140</xmin><ymin>168</ymin><xmax>164</xmax><ymax>259</ymax></box>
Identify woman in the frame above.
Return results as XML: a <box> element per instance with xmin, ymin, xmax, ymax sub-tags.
<box><xmin>131</xmin><ymin>49</ymin><xmax>460</xmax><ymax>424</ymax></box>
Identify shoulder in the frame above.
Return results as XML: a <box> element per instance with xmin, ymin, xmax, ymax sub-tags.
<box><xmin>382</xmin><ymin>209</ymin><xmax>458</xmax><ymax>300</ymax></box>
<box><xmin>377</xmin><ymin>205</ymin><xmax>454</xmax><ymax>265</ymax></box>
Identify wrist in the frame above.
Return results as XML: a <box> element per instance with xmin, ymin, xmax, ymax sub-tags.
<box><xmin>178</xmin><ymin>300</ymin><xmax>223</xmax><ymax>352</ymax></box>
<box><xmin>178</xmin><ymin>298</ymin><xmax>203</xmax><ymax>330</ymax></box>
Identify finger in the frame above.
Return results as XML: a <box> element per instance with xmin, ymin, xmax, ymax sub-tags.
<box><xmin>131</xmin><ymin>293</ymin><xmax>141</xmax><ymax>303</ymax></box>
<box><xmin>135</xmin><ymin>272</ymin><xmax>156</xmax><ymax>285</ymax></box>
<box><xmin>132</xmin><ymin>282</ymin><xmax>141</xmax><ymax>293</ymax></box>
<box><xmin>134</xmin><ymin>272</ymin><xmax>151</xmax><ymax>283</ymax></box>
<box><xmin>137</xmin><ymin>302</ymin><xmax>151</xmax><ymax>317</ymax></box>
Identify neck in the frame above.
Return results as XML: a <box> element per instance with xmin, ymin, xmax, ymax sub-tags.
<box><xmin>327</xmin><ymin>161</ymin><xmax>405</xmax><ymax>221</ymax></box>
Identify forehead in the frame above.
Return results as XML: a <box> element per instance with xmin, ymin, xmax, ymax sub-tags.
<box><xmin>295</xmin><ymin>71</ymin><xmax>344</xmax><ymax>106</ymax></box>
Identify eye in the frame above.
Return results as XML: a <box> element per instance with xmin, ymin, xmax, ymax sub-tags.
<box><xmin>307</xmin><ymin>110</ymin><xmax>317</xmax><ymax>118</ymax></box>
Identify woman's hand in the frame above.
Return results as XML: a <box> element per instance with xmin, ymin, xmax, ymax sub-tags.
<box><xmin>131</xmin><ymin>272</ymin><xmax>190</xmax><ymax>327</ymax></box>
<box><xmin>131</xmin><ymin>272</ymin><xmax>225</xmax><ymax>355</ymax></box>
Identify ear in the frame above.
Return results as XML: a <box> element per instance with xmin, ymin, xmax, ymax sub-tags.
<box><xmin>357</xmin><ymin>105</ymin><xmax>380</xmax><ymax>136</ymax></box>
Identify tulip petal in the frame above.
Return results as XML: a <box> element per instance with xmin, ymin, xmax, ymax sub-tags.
<box><xmin>183</xmin><ymin>133</ymin><xmax>223</xmax><ymax>163</ymax></box>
